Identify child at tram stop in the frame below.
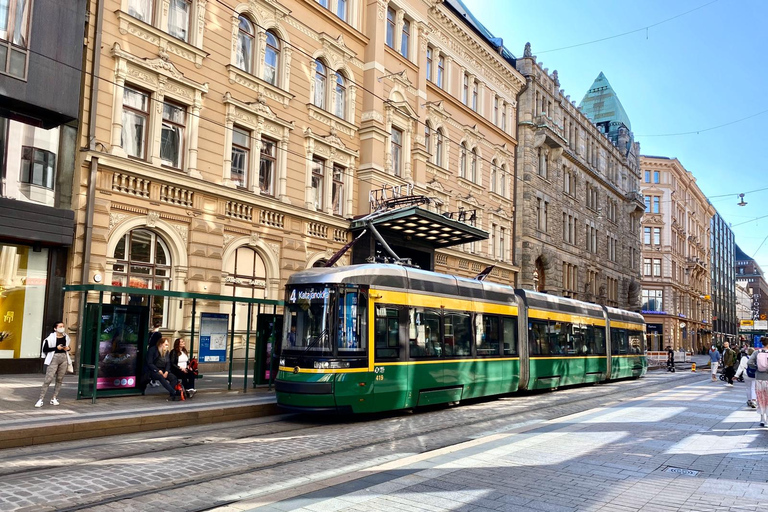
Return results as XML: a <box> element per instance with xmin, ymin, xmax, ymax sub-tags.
<box><xmin>708</xmin><ymin>345</ymin><xmax>721</xmax><ymax>382</ymax></box>
<box><xmin>35</xmin><ymin>322</ymin><xmax>71</xmax><ymax>408</ymax></box>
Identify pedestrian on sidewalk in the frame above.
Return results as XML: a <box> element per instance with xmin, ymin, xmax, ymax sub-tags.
<box><xmin>722</xmin><ymin>342</ymin><xmax>737</xmax><ymax>386</ymax></box>
<box><xmin>747</xmin><ymin>347</ymin><xmax>768</xmax><ymax>425</ymax></box>
<box><xmin>146</xmin><ymin>337</ymin><xmax>179</xmax><ymax>401</ymax></box>
<box><xmin>36</xmin><ymin>322</ymin><xmax>71</xmax><ymax>407</ymax></box>
<box><xmin>708</xmin><ymin>345</ymin><xmax>721</xmax><ymax>382</ymax></box>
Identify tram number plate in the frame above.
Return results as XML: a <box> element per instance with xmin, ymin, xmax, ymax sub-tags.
<box><xmin>376</xmin><ymin>375</ymin><xmax>384</xmax><ymax>381</ymax></box>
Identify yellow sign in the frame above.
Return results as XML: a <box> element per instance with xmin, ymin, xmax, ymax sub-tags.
<box><xmin>741</xmin><ymin>320</ymin><xmax>754</xmax><ymax>327</ymax></box>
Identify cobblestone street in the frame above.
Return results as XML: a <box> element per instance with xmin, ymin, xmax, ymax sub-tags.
<box><xmin>2</xmin><ymin>369</ymin><xmax>767</xmax><ymax>511</ymax></box>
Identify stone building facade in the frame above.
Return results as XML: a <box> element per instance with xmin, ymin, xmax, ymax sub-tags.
<box><xmin>735</xmin><ymin>243</ymin><xmax>768</xmax><ymax>321</ymax></box>
<box><xmin>640</xmin><ymin>156</ymin><xmax>714</xmax><ymax>352</ymax></box>
<box><xmin>514</xmin><ymin>52</ymin><xmax>644</xmax><ymax>309</ymax></box>
<box><xmin>65</xmin><ymin>0</ymin><xmax>525</xmax><ymax>342</ymax></box>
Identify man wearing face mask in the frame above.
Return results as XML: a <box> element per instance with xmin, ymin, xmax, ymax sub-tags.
<box><xmin>36</xmin><ymin>322</ymin><xmax>72</xmax><ymax>407</ymax></box>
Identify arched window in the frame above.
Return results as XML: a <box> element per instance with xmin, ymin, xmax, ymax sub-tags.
<box><xmin>435</xmin><ymin>128</ymin><xmax>444</xmax><ymax>168</ymax></box>
<box><xmin>470</xmin><ymin>147</ymin><xmax>478</xmax><ymax>182</ymax></box>
<box><xmin>111</xmin><ymin>229</ymin><xmax>171</xmax><ymax>327</ymax></box>
<box><xmin>334</xmin><ymin>72</ymin><xmax>346</xmax><ymax>119</ymax></box>
<box><xmin>459</xmin><ymin>142</ymin><xmax>467</xmax><ymax>178</ymax></box>
<box><xmin>314</xmin><ymin>60</ymin><xmax>327</xmax><ymax>109</ymax></box>
<box><xmin>424</xmin><ymin>123</ymin><xmax>432</xmax><ymax>159</ymax></box>
<box><xmin>490</xmin><ymin>160</ymin><xmax>498</xmax><ymax>193</ymax></box>
<box><xmin>263</xmin><ymin>30</ymin><xmax>280</xmax><ymax>86</ymax></box>
<box><xmin>224</xmin><ymin>246</ymin><xmax>267</xmax><ymax>331</ymax></box>
<box><xmin>237</xmin><ymin>16</ymin><xmax>255</xmax><ymax>73</ymax></box>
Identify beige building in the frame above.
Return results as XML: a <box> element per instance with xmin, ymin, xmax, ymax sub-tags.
<box><xmin>640</xmin><ymin>156</ymin><xmax>714</xmax><ymax>352</ymax></box>
<box><xmin>514</xmin><ymin>54</ymin><xmax>644</xmax><ymax>308</ymax></box>
<box><xmin>66</xmin><ymin>0</ymin><xmax>525</xmax><ymax>345</ymax></box>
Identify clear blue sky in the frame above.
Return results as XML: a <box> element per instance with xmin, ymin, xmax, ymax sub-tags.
<box><xmin>463</xmin><ymin>0</ymin><xmax>768</xmax><ymax>269</ymax></box>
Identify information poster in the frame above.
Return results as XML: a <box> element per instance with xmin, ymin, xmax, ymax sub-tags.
<box><xmin>96</xmin><ymin>307</ymin><xmax>143</xmax><ymax>389</ymax></box>
<box><xmin>199</xmin><ymin>312</ymin><xmax>229</xmax><ymax>362</ymax></box>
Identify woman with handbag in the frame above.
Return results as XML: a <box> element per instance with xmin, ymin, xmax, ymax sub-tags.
<box><xmin>170</xmin><ymin>338</ymin><xmax>196</xmax><ymax>397</ymax></box>
<box><xmin>36</xmin><ymin>322</ymin><xmax>72</xmax><ymax>407</ymax></box>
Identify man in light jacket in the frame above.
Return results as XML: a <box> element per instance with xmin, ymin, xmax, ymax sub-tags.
<box><xmin>708</xmin><ymin>345</ymin><xmax>722</xmax><ymax>382</ymax></box>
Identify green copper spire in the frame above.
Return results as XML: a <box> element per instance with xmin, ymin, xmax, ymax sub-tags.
<box><xmin>579</xmin><ymin>72</ymin><xmax>632</xmax><ymax>132</ymax></box>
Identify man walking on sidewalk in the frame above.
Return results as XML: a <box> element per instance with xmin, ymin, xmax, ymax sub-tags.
<box><xmin>722</xmin><ymin>341</ymin><xmax>737</xmax><ymax>386</ymax></box>
<box><xmin>709</xmin><ymin>345</ymin><xmax>722</xmax><ymax>382</ymax></box>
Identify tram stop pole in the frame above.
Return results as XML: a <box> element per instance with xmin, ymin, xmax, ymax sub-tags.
<box><xmin>227</xmin><ymin>300</ymin><xmax>236</xmax><ymax>390</ymax></box>
<box><xmin>243</xmin><ymin>303</ymin><xmax>252</xmax><ymax>393</ymax></box>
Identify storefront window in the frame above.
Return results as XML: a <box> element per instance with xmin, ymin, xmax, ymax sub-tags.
<box><xmin>110</xmin><ymin>229</ymin><xmax>171</xmax><ymax>327</ymax></box>
<box><xmin>223</xmin><ymin>246</ymin><xmax>267</xmax><ymax>331</ymax></box>
<box><xmin>0</xmin><ymin>243</ymin><xmax>49</xmax><ymax>359</ymax></box>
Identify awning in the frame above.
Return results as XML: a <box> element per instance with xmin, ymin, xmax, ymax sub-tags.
<box><xmin>350</xmin><ymin>206</ymin><xmax>488</xmax><ymax>249</ymax></box>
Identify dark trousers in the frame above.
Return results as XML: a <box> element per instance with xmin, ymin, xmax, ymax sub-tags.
<box><xmin>724</xmin><ymin>365</ymin><xmax>736</xmax><ymax>384</ymax></box>
<box><xmin>152</xmin><ymin>369</ymin><xmax>178</xmax><ymax>396</ymax></box>
<box><xmin>172</xmin><ymin>368</ymin><xmax>195</xmax><ymax>390</ymax></box>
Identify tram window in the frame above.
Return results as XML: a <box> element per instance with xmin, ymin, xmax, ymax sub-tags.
<box><xmin>502</xmin><ymin>317</ymin><xmax>517</xmax><ymax>355</ymax></box>
<box><xmin>553</xmin><ymin>322</ymin><xmax>573</xmax><ymax>355</ymax></box>
<box><xmin>529</xmin><ymin>319</ymin><xmax>549</xmax><ymax>355</ymax></box>
<box><xmin>587</xmin><ymin>325</ymin><xmax>606</xmax><ymax>355</ymax></box>
<box><xmin>476</xmin><ymin>314</ymin><xmax>500</xmax><ymax>356</ymax></box>
<box><xmin>628</xmin><ymin>330</ymin><xmax>643</xmax><ymax>354</ymax></box>
<box><xmin>338</xmin><ymin>290</ymin><xmax>365</xmax><ymax>352</ymax></box>
<box><xmin>571</xmin><ymin>324</ymin><xmax>588</xmax><ymax>355</ymax></box>
<box><xmin>611</xmin><ymin>328</ymin><xmax>629</xmax><ymax>355</ymax></box>
<box><xmin>374</xmin><ymin>305</ymin><xmax>400</xmax><ymax>359</ymax></box>
<box><xmin>409</xmin><ymin>308</ymin><xmax>442</xmax><ymax>358</ymax></box>
<box><xmin>444</xmin><ymin>312</ymin><xmax>471</xmax><ymax>357</ymax></box>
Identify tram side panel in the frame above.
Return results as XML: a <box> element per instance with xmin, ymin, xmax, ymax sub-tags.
<box><xmin>370</xmin><ymin>290</ymin><xmax>412</xmax><ymax>412</ymax></box>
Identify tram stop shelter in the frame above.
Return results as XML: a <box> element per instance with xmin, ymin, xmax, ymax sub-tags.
<box><xmin>63</xmin><ymin>283</ymin><xmax>283</xmax><ymax>403</ymax></box>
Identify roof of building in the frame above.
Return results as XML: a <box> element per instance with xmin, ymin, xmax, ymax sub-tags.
<box><xmin>735</xmin><ymin>243</ymin><xmax>753</xmax><ymax>261</ymax></box>
<box><xmin>443</xmin><ymin>0</ymin><xmax>517</xmax><ymax>65</ymax></box>
<box><xmin>579</xmin><ymin>72</ymin><xmax>632</xmax><ymax>131</ymax></box>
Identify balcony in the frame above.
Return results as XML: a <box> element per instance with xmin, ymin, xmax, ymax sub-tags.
<box><xmin>626</xmin><ymin>190</ymin><xmax>645</xmax><ymax>213</ymax></box>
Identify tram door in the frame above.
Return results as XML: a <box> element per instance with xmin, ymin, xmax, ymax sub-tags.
<box><xmin>406</xmin><ymin>307</ymin><xmax>446</xmax><ymax>406</ymax></box>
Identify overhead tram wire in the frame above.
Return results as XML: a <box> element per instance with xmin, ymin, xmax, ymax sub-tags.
<box><xmin>535</xmin><ymin>0</ymin><xmax>719</xmax><ymax>54</ymax></box>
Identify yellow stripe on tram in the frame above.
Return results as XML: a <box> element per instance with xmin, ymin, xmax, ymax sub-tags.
<box><xmin>609</xmin><ymin>321</ymin><xmax>645</xmax><ymax>331</ymax></box>
<box><xmin>528</xmin><ymin>309</ymin><xmax>606</xmax><ymax>326</ymax></box>
<box><xmin>529</xmin><ymin>355</ymin><xmax>607</xmax><ymax>360</ymax></box>
<box><xmin>370</xmin><ymin>289</ymin><xmax>518</xmax><ymax>315</ymax></box>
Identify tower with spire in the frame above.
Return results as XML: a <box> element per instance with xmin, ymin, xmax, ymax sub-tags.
<box><xmin>579</xmin><ymin>72</ymin><xmax>637</xmax><ymax>161</ymax></box>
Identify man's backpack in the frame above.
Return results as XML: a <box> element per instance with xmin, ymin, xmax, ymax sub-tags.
<box><xmin>757</xmin><ymin>351</ymin><xmax>768</xmax><ymax>373</ymax></box>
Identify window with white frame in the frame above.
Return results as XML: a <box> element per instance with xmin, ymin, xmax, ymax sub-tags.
<box><xmin>0</xmin><ymin>0</ymin><xmax>32</xmax><ymax>79</ymax></box>
<box><xmin>167</xmin><ymin>0</ymin><xmax>191</xmax><ymax>41</ymax></box>
<box><xmin>424</xmin><ymin>123</ymin><xmax>431</xmax><ymax>158</ymax></box>
<box><xmin>385</xmin><ymin>7</ymin><xmax>395</xmax><ymax>48</ymax></box>
<box><xmin>490</xmin><ymin>160</ymin><xmax>498</xmax><ymax>193</ymax></box>
<box><xmin>160</xmin><ymin>101</ymin><xmax>186</xmax><ymax>169</ymax></box>
<box><xmin>400</xmin><ymin>18</ymin><xmax>410</xmax><ymax>58</ymax></box>
<box><xmin>314</xmin><ymin>59</ymin><xmax>327</xmax><ymax>109</ymax></box>
<box><xmin>498</xmin><ymin>226</ymin><xmax>506</xmax><ymax>260</ymax></box>
<box><xmin>499</xmin><ymin>164</ymin><xmax>507</xmax><ymax>196</ymax></box>
<box><xmin>426</xmin><ymin>46</ymin><xmax>433</xmax><ymax>81</ymax></box>
<box><xmin>471</xmin><ymin>81</ymin><xmax>478</xmax><ymax>112</ymax></box>
<box><xmin>236</xmin><ymin>15</ymin><xmax>255</xmax><ymax>74</ymax></box>
<box><xmin>259</xmin><ymin>137</ymin><xmax>277</xmax><ymax>196</ymax></box>
<box><xmin>316</xmin><ymin>0</ymin><xmax>349</xmax><ymax>22</ymax></box>
<box><xmin>462</xmin><ymin>73</ymin><xmax>469</xmax><ymax>105</ymax></box>
<box><xmin>263</xmin><ymin>31</ymin><xmax>280</xmax><ymax>86</ymax></box>
<box><xmin>121</xmin><ymin>86</ymin><xmax>150</xmax><ymax>160</ymax></box>
<box><xmin>470</xmin><ymin>147</ymin><xmax>477</xmax><ymax>183</ymax></box>
<box><xmin>437</xmin><ymin>54</ymin><xmax>444</xmax><ymax>88</ymax></box>
<box><xmin>332</xmin><ymin>164</ymin><xmax>344</xmax><ymax>216</ymax></box>
<box><xmin>642</xmin><ymin>289</ymin><xmax>663</xmax><ymax>312</ymax></box>
<box><xmin>122</xmin><ymin>0</ymin><xmax>207</xmax><ymax>51</ymax></box>
<box><xmin>334</xmin><ymin>72</ymin><xmax>346</xmax><ymax>119</ymax></box>
<box><xmin>230</xmin><ymin>126</ymin><xmax>250</xmax><ymax>187</ymax></box>
<box><xmin>434</xmin><ymin>128</ymin><xmax>444</xmax><ymax>168</ymax></box>
<box><xmin>459</xmin><ymin>142</ymin><xmax>467</xmax><ymax>179</ymax></box>
<box><xmin>311</xmin><ymin>156</ymin><xmax>324</xmax><ymax>210</ymax></box>
<box><xmin>229</xmin><ymin>9</ymin><xmax>290</xmax><ymax>95</ymax></box>
<box><xmin>391</xmin><ymin>126</ymin><xmax>403</xmax><ymax>176</ymax></box>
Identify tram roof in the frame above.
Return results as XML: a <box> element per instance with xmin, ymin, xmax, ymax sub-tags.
<box><xmin>286</xmin><ymin>264</ymin><xmax>517</xmax><ymax>305</ymax></box>
<box><xmin>515</xmin><ymin>289</ymin><xmax>605</xmax><ymax>319</ymax></box>
<box><xmin>604</xmin><ymin>306</ymin><xmax>645</xmax><ymax>326</ymax></box>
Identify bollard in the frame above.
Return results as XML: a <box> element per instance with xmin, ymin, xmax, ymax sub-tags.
<box><xmin>691</xmin><ymin>362</ymin><xmax>696</xmax><ymax>372</ymax></box>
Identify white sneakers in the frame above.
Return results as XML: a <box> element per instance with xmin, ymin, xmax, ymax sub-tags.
<box><xmin>34</xmin><ymin>398</ymin><xmax>60</xmax><ymax>407</ymax></box>
<box><xmin>50</xmin><ymin>398</ymin><xmax>60</xmax><ymax>406</ymax></box>
<box><xmin>34</xmin><ymin>399</ymin><xmax>43</xmax><ymax>408</ymax></box>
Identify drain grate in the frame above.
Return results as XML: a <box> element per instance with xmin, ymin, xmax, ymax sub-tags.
<box><xmin>665</xmin><ymin>467</ymin><xmax>699</xmax><ymax>476</ymax></box>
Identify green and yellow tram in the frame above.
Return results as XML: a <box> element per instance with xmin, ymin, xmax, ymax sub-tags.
<box><xmin>275</xmin><ymin>264</ymin><xmax>646</xmax><ymax>413</ymax></box>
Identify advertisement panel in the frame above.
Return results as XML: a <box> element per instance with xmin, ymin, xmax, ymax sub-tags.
<box><xmin>96</xmin><ymin>306</ymin><xmax>145</xmax><ymax>390</ymax></box>
<box><xmin>199</xmin><ymin>312</ymin><xmax>229</xmax><ymax>362</ymax></box>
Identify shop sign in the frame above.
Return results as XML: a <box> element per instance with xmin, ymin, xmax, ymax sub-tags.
<box><xmin>225</xmin><ymin>276</ymin><xmax>266</xmax><ymax>288</ymax></box>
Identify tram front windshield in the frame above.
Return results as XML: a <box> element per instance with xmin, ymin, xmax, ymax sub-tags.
<box><xmin>283</xmin><ymin>285</ymin><xmax>366</xmax><ymax>357</ymax></box>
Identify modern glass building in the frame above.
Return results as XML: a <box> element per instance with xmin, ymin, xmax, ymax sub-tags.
<box><xmin>710</xmin><ymin>211</ymin><xmax>737</xmax><ymax>346</ymax></box>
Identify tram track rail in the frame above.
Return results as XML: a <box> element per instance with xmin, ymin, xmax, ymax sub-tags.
<box><xmin>3</xmin><ymin>371</ymin><xmax>703</xmax><ymax>512</ymax></box>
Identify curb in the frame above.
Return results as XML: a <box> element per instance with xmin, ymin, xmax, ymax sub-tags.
<box><xmin>0</xmin><ymin>402</ymin><xmax>281</xmax><ymax>450</ymax></box>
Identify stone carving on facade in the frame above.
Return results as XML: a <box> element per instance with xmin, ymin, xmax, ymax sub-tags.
<box><xmin>108</xmin><ymin>212</ymin><xmax>129</xmax><ymax>233</ymax></box>
<box><xmin>249</xmin><ymin>232</ymin><xmax>261</xmax><ymax>246</ymax></box>
<box><xmin>524</xmin><ymin>42</ymin><xmax>532</xmax><ymax>57</ymax></box>
<box><xmin>147</xmin><ymin>211</ymin><xmax>160</xmax><ymax>228</ymax></box>
<box><xmin>222</xmin><ymin>233</ymin><xmax>235</xmax><ymax>248</ymax></box>
<box><xmin>268</xmin><ymin>243</ymin><xmax>280</xmax><ymax>257</ymax></box>
<box><xmin>172</xmin><ymin>224</ymin><xmax>189</xmax><ymax>246</ymax></box>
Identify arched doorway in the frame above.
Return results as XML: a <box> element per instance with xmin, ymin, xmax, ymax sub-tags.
<box><xmin>110</xmin><ymin>229</ymin><xmax>171</xmax><ymax>327</ymax></box>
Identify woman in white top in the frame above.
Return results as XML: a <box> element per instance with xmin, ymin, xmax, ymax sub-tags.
<box><xmin>170</xmin><ymin>338</ymin><xmax>195</xmax><ymax>396</ymax></box>
<box><xmin>36</xmin><ymin>322</ymin><xmax>71</xmax><ymax>407</ymax></box>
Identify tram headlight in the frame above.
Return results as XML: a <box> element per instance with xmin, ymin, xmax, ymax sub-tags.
<box><xmin>279</xmin><ymin>358</ymin><xmax>285</xmax><ymax>367</ymax></box>
<box><xmin>328</xmin><ymin>361</ymin><xmax>351</xmax><ymax>369</ymax></box>
<box><xmin>314</xmin><ymin>361</ymin><xmax>330</xmax><ymax>369</ymax></box>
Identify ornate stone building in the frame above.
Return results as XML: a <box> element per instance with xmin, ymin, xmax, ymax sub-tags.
<box><xmin>514</xmin><ymin>52</ymin><xmax>643</xmax><ymax>309</ymax></box>
<box><xmin>66</xmin><ymin>0</ymin><xmax>525</xmax><ymax>344</ymax></box>
<box><xmin>639</xmin><ymin>156</ymin><xmax>714</xmax><ymax>352</ymax></box>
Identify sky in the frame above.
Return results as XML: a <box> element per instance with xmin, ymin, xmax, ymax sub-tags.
<box><xmin>463</xmin><ymin>0</ymin><xmax>768</xmax><ymax>269</ymax></box>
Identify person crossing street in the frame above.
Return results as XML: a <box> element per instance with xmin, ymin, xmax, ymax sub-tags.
<box><xmin>722</xmin><ymin>341</ymin><xmax>737</xmax><ymax>386</ymax></box>
<box><xmin>708</xmin><ymin>345</ymin><xmax>722</xmax><ymax>382</ymax></box>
